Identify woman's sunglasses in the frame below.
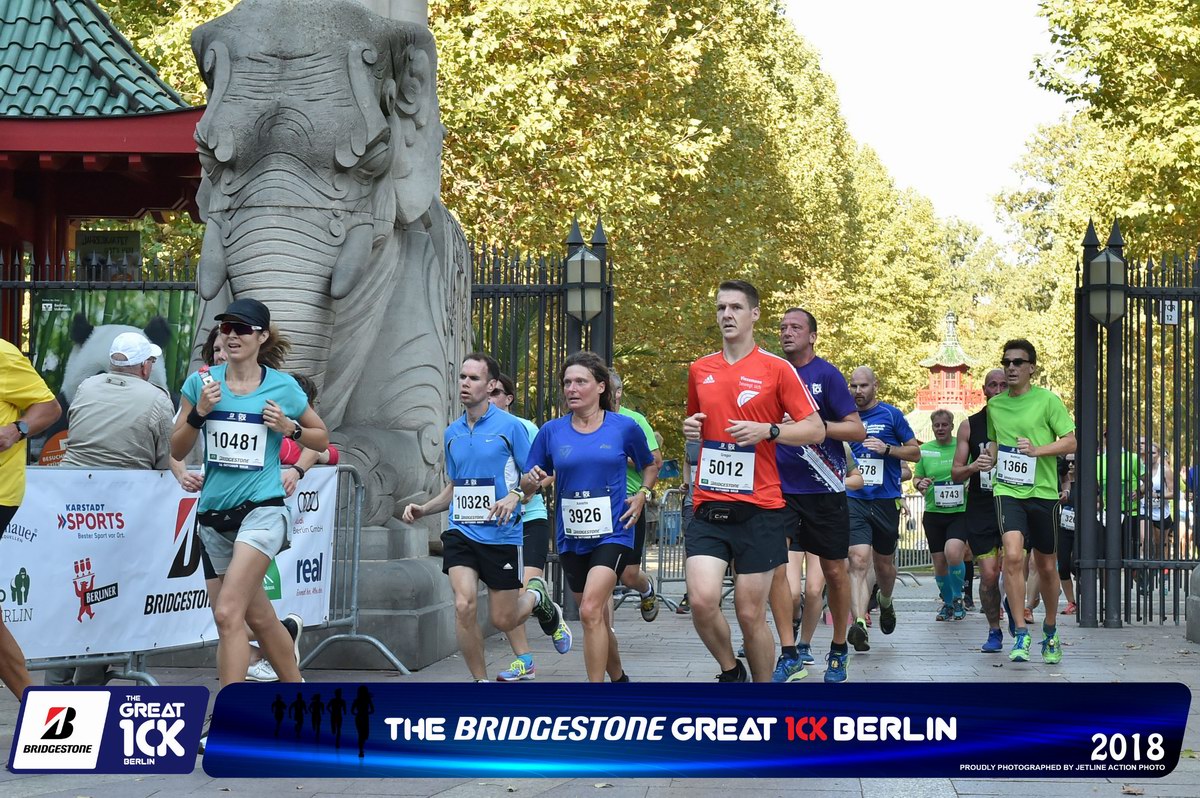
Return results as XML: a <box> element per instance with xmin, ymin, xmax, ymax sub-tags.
<box><xmin>219</xmin><ymin>321</ymin><xmax>263</xmax><ymax>336</ymax></box>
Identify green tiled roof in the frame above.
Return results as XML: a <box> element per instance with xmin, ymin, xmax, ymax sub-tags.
<box><xmin>0</xmin><ymin>0</ymin><xmax>188</xmax><ymax>118</ymax></box>
<box><xmin>919</xmin><ymin>311</ymin><xmax>974</xmax><ymax>369</ymax></box>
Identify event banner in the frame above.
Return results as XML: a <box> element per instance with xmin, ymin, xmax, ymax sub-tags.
<box><xmin>0</xmin><ymin>467</ymin><xmax>337</xmax><ymax>660</ymax></box>
<box><xmin>201</xmin><ymin>682</ymin><xmax>1190</xmax><ymax>779</ymax></box>
<box><xmin>9</xmin><ymin>686</ymin><xmax>208</xmax><ymax>774</ymax></box>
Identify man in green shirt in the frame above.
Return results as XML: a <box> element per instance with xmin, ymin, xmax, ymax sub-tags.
<box><xmin>611</xmin><ymin>372</ymin><xmax>663</xmax><ymax>621</ymax></box>
<box><xmin>986</xmin><ymin>339</ymin><xmax>1076</xmax><ymax>665</ymax></box>
<box><xmin>912</xmin><ymin>409</ymin><xmax>968</xmax><ymax>622</ymax></box>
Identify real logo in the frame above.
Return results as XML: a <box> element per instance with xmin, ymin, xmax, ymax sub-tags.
<box><xmin>167</xmin><ymin>498</ymin><xmax>200</xmax><ymax>579</ymax></box>
<box><xmin>736</xmin><ymin>390</ymin><xmax>759</xmax><ymax>408</ymax></box>
<box><xmin>297</xmin><ymin>491</ymin><xmax>320</xmax><ymax>513</ymax></box>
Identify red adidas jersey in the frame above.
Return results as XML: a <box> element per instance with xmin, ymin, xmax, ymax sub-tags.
<box><xmin>686</xmin><ymin>346</ymin><xmax>819</xmax><ymax>508</ymax></box>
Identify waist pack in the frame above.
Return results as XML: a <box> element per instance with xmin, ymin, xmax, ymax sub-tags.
<box><xmin>197</xmin><ymin>497</ymin><xmax>285</xmax><ymax>534</ymax></box>
<box><xmin>695</xmin><ymin>501</ymin><xmax>761</xmax><ymax>525</ymax></box>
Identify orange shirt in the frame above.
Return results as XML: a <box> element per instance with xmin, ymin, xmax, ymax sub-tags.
<box><xmin>686</xmin><ymin>346</ymin><xmax>818</xmax><ymax>509</ymax></box>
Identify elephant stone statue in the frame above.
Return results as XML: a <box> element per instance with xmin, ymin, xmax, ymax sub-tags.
<box><xmin>191</xmin><ymin>0</ymin><xmax>470</xmax><ymax>525</ymax></box>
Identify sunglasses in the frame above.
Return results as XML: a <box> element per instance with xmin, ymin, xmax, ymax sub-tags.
<box><xmin>489</xmin><ymin>388</ymin><xmax>506</xmax><ymax>397</ymax></box>
<box><xmin>219</xmin><ymin>321</ymin><xmax>263</xmax><ymax>336</ymax></box>
<box><xmin>1000</xmin><ymin>358</ymin><xmax>1031</xmax><ymax>368</ymax></box>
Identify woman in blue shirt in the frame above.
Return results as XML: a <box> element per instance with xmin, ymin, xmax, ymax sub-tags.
<box><xmin>172</xmin><ymin>298</ymin><xmax>328</xmax><ymax>689</ymax></box>
<box><xmin>523</xmin><ymin>352</ymin><xmax>657</xmax><ymax>682</ymax></box>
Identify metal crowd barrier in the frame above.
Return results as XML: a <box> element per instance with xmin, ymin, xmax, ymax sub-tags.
<box><xmin>23</xmin><ymin>464</ymin><xmax>407</xmax><ymax>686</ymax></box>
<box><xmin>299</xmin><ymin>465</ymin><xmax>409</xmax><ymax>674</ymax></box>
<box><xmin>896</xmin><ymin>493</ymin><xmax>931</xmax><ymax>585</ymax></box>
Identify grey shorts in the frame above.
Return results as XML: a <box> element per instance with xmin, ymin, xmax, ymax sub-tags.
<box><xmin>198</xmin><ymin>504</ymin><xmax>292</xmax><ymax>575</ymax></box>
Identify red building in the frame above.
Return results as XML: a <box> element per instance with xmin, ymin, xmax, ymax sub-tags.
<box><xmin>907</xmin><ymin>311</ymin><xmax>984</xmax><ymax>442</ymax></box>
<box><xmin>0</xmin><ymin>0</ymin><xmax>202</xmax><ymax>343</ymax></box>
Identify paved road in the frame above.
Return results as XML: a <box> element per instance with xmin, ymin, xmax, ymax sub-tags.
<box><xmin>1</xmin><ymin>579</ymin><xmax>1196</xmax><ymax>797</ymax></box>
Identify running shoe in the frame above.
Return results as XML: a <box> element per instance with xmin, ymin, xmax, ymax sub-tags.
<box><xmin>736</xmin><ymin>643</ymin><xmax>745</xmax><ymax>658</ymax></box>
<box><xmin>824</xmin><ymin>649</ymin><xmax>848</xmax><ymax>683</ymax></box>
<box><xmin>675</xmin><ymin>595</ymin><xmax>691</xmax><ymax>614</ymax></box>
<box><xmin>981</xmin><ymin>628</ymin><xmax>1003</xmax><ymax>653</ymax></box>
<box><xmin>246</xmin><ymin>658</ymin><xmax>279</xmax><ymax>682</ymax></box>
<box><xmin>963</xmin><ymin>594</ymin><xmax>975</xmax><ymax>610</ymax></box>
<box><xmin>1023</xmin><ymin>606</ymin><xmax>1035</xmax><ymax>625</ymax></box>
<box><xmin>525</xmin><ymin>576</ymin><xmax>558</xmax><ymax>635</ymax></box>
<box><xmin>936</xmin><ymin>603</ymin><xmax>952</xmax><ymax>622</ymax></box>
<box><xmin>496</xmin><ymin>656</ymin><xmax>535</xmax><ymax>681</ymax></box>
<box><xmin>1061</xmin><ymin>601</ymin><xmax>1077</xmax><ymax>616</ymax></box>
<box><xmin>613</xmin><ymin>672</ymin><xmax>630</xmax><ymax>682</ymax></box>
<box><xmin>639</xmin><ymin>576</ymin><xmax>659</xmax><ymax>622</ymax></box>
<box><xmin>1003</xmin><ymin>596</ymin><xmax>1017</xmax><ymax>637</ymax></box>
<box><xmin>551</xmin><ymin>616</ymin><xmax>573</xmax><ymax>655</ymax></box>
<box><xmin>1009</xmin><ymin>630</ymin><xmax>1031</xmax><ymax>663</ymax></box>
<box><xmin>716</xmin><ymin>659</ymin><xmax>748</xmax><ymax>683</ymax></box>
<box><xmin>879</xmin><ymin>599</ymin><xmax>896</xmax><ymax>634</ymax></box>
<box><xmin>282</xmin><ymin>613</ymin><xmax>304</xmax><ymax>667</ymax></box>
<box><xmin>847</xmin><ymin>619</ymin><xmax>870</xmax><ymax>652</ymax></box>
<box><xmin>1041</xmin><ymin>629</ymin><xmax>1063</xmax><ymax>665</ymax></box>
<box><xmin>952</xmin><ymin>597</ymin><xmax>966</xmax><ymax>621</ymax></box>
<box><xmin>796</xmin><ymin>641</ymin><xmax>815</xmax><ymax>666</ymax></box>
<box><xmin>771</xmin><ymin>654</ymin><xmax>807</xmax><ymax>683</ymax></box>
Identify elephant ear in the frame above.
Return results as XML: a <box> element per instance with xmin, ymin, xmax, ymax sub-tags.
<box><xmin>381</xmin><ymin>22</ymin><xmax>442</xmax><ymax>225</ymax></box>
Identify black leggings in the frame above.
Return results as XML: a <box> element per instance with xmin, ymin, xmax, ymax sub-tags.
<box><xmin>1056</xmin><ymin>525</ymin><xmax>1076</xmax><ymax>581</ymax></box>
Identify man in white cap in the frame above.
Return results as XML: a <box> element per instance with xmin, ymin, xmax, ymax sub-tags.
<box><xmin>49</xmin><ymin>331</ymin><xmax>175</xmax><ymax>686</ymax></box>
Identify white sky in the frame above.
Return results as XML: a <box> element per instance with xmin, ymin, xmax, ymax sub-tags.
<box><xmin>783</xmin><ymin>1</ymin><xmax>1070</xmax><ymax>240</ymax></box>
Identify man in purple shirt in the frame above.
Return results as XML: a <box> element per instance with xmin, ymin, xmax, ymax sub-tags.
<box><xmin>771</xmin><ymin>308</ymin><xmax>865</xmax><ymax>683</ymax></box>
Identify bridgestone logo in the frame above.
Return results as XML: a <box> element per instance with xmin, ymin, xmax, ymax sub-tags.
<box><xmin>22</xmin><ymin>744</ymin><xmax>93</xmax><ymax>753</ymax></box>
<box><xmin>143</xmin><ymin>590</ymin><xmax>210</xmax><ymax>615</ymax></box>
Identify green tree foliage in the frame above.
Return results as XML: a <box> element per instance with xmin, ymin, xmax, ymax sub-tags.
<box><xmin>97</xmin><ymin>0</ymin><xmax>1051</xmax><ymax>454</ymax></box>
<box><xmin>1037</xmin><ymin>0</ymin><xmax>1200</xmax><ymax>248</ymax></box>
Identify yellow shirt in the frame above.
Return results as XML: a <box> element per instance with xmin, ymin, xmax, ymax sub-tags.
<box><xmin>1</xmin><ymin>339</ymin><xmax>56</xmax><ymax>505</ymax></box>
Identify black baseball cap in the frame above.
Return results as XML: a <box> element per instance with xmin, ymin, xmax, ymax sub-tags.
<box><xmin>215</xmin><ymin>298</ymin><xmax>270</xmax><ymax>328</ymax></box>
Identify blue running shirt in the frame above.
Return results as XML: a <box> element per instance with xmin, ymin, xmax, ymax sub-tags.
<box><xmin>181</xmin><ymin>365</ymin><xmax>307</xmax><ymax>512</ymax></box>
<box><xmin>525</xmin><ymin>410</ymin><xmax>654</xmax><ymax>554</ymax></box>
<box><xmin>848</xmin><ymin>402</ymin><xmax>915</xmax><ymax>501</ymax></box>
<box><xmin>444</xmin><ymin>403</ymin><xmax>532</xmax><ymax>546</ymax></box>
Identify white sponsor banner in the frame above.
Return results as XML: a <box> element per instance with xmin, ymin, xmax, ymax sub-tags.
<box><xmin>0</xmin><ymin>467</ymin><xmax>337</xmax><ymax>660</ymax></box>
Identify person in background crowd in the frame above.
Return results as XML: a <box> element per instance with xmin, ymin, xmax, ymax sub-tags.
<box><xmin>610</xmin><ymin>371</ymin><xmax>664</xmax><ymax>622</ymax></box>
<box><xmin>0</xmin><ymin>338</ymin><xmax>62</xmax><ymax>699</ymax></box>
<box><xmin>488</xmin><ymin>373</ymin><xmax>555</xmax><ymax>682</ymax></box>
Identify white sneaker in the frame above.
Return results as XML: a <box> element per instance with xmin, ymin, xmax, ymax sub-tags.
<box><xmin>246</xmin><ymin>658</ymin><xmax>278</xmax><ymax>682</ymax></box>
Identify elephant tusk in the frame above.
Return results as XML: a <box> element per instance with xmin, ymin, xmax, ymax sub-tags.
<box><xmin>330</xmin><ymin>222</ymin><xmax>373</xmax><ymax>300</ymax></box>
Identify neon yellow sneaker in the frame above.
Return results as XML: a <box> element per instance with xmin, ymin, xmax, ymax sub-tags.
<box><xmin>1009</xmin><ymin>630</ymin><xmax>1031</xmax><ymax>662</ymax></box>
<box><xmin>1041</xmin><ymin>629</ymin><xmax>1062</xmax><ymax>664</ymax></box>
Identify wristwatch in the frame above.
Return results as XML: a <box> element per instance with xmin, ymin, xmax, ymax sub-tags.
<box><xmin>768</xmin><ymin>423</ymin><xmax>781</xmax><ymax>441</ymax></box>
<box><xmin>13</xmin><ymin>420</ymin><xmax>28</xmax><ymax>440</ymax></box>
<box><xmin>290</xmin><ymin>420</ymin><xmax>303</xmax><ymax>440</ymax></box>
<box><xmin>639</xmin><ymin>485</ymin><xmax>654</xmax><ymax>500</ymax></box>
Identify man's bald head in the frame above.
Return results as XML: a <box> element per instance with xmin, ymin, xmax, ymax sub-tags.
<box><xmin>848</xmin><ymin>366</ymin><xmax>878</xmax><ymax>410</ymax></box>
<box><xmin>982</xmin><ymin>368</ymin><xmax>1006</xmax><ymax>400</ymax></box>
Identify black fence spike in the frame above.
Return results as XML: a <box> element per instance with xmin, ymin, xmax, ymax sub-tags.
<box><xmin>1082</xmin><ymin>219</ymin><xmax>1100</xmax><ymax>248</ymax></box>
<box><xmin>1107</xmin><ymin>218</ymin><xmax>1124</xmax><ymax>249</ymax></box>
<box><xmin>565</xmin><ymin>217</ymin><xmax>584</xmax><ymax>247</ymax></box>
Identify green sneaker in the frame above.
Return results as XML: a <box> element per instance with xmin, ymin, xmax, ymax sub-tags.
<box><xmin>525</xmin><ymin>576</ymin><xmax>557</xmax><ymax>635</ymax></box>
<box><xmin>1041</xmin><ymin>629</ymin><xmax>1062</xmax><ymax>664</ymax></box>
<box><xmin>1009</xmin><ymin>630</ymin><xmax>1031</xmax><ymax>663</ymax></box>
<box><xmin>847</xmin><ymin>618</ymin><xmax>870</xmax><ymax>652</ymax></box>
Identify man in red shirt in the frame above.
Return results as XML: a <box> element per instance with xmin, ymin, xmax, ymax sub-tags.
<box><xmin>683</xmin><ymin>280</ymin><xmax>824</xmax><ymax>682</ymax></box>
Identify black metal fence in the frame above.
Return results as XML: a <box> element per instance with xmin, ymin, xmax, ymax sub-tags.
<box><xmin>1075</xmin><ymin>221</ymin><xmax>1200</xmax><ymax>627</ymax></box>
<box><xmin>469</xmin><ymin>219</ymin><xmax>613</xmax><ymax>425</ymax></box>
<box><xmin>0</xmin><ymin>250</ymin><xmax>196</xmax><ymax>351</ymax></box>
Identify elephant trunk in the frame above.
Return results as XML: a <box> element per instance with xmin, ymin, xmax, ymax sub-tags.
<box><xmin>214</xmin><ymin>210</ymin><xmax>342</xmax><ymax>382</ymax></box>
